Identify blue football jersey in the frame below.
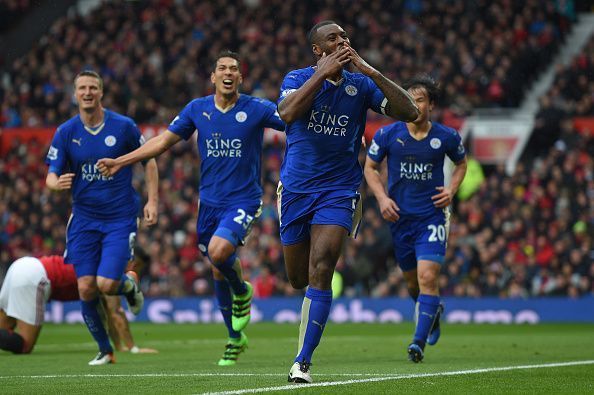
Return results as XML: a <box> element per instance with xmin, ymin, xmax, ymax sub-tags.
<box><xmin>167</xmin><ymin>94</ymin><xmax>284</xmax><ymax>206</ymax></box>
<box><xmin>45</xmin><ymin>109</ymin><xmax>143</xmax><ymax>220</ymax></box>
<box><xmin>278</xmin><ymin>67</ymin><xmax>386</xmax><ymax>193</ymax></box>
<box><xmin>367</xmin><ymin>121</ymin><xmax>466</xmax><ymax>218</ymax></box>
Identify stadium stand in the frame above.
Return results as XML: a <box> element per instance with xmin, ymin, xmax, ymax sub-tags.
<box><xmin>0</xmin><ymin>0</ymin><xmax>574</xmax><ymax>127</ymax></box>
<box><xmin>0</xmin><ymin>0</ymin><xmax>591</xmax><ymax>299</ymax></box>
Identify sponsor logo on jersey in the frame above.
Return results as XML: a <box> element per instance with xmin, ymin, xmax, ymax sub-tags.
<box><xmin>104</xmin><ymin>135</ymin><xmax>116</xmax><ymax>147</ymax></box>
<box><xmin>397</xmin><ymin>138</ymin><xmax>405</xmax><ymax>146</ymax></box>
<box><xmin>47</xmin><ymin>146</ymin><xmax>58</xmax><ymax>160</ymax></box>
<box><xmin>400</xmin><ymin>162</ymin><xmax>434</xmax><ymax>181</ymax></box>
<box><xmin>235</xmin><ymin>111</ymin><xmax>247</xmax><ymax>123</ymax></box>
<box><xmin>430</xmin><ymin>138</ymin><xmax>441</xmax><ymax>149</ymax></box>
<box><xmin>202</xmin><ymin>112</ymin><xmax>212</xmax><ymax>120</ymax></box>
<box><xmin>345</xmin><ymin>85</ymin><xmax>358</xmax><ymax>96</ymax></box>
<box><xmin>72</xmin><ymin>138</ymin><xmax>82</xmax><ymax>146</ymax></box>
<box><xmin>307</xmin><ymin>109</ymin><xmax>350</xmax><ymax>137</ymax></box>
<box><xmin>206</xmin><ymin>133</ymin><xmax>242</xmax><ymax>158</ymax></box>
<box><xmin>81</xmin><ymin>162</ymin><xmax>114</xmax><ymax>182</ymax></box>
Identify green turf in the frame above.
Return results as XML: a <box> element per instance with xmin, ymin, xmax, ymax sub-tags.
<box><xmin>1</xmin><ymin>323</ymin><xmax>593</xmax><ymax>394</ymax></box>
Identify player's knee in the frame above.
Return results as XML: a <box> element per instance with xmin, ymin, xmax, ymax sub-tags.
<box><xmin>208</xmin><ymin>244</ymin><xmax>232</xmax><ymax>265</ymax></box>
<box><xmin>288</xmin><ymin>276</ymin><xmax>308</xmax><ymax>290</ymax></box>
<box><xmin>78</xmin><ymin>284</ymin><xmax>98</xmax><ymax>301</ymax></box>
<box><xmin>310</xmin><ymin>261</ymin><xmax>335</xmax><ymax>288</ymax></box>
<box><xmin>97</xmin><ymin>278</ymin><xmax>118</xmax><ymax>295</ymax></box>
<box><xmin>418</xmin><ymin>270</ymin><xmax>438</xmax><ymax>291</ymax></box>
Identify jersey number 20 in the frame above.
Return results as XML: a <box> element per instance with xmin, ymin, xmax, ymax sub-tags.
<box><xmin>427</xmin><ymin>224</ymin><xmax>446</xmax><ymax>242</ymax></box>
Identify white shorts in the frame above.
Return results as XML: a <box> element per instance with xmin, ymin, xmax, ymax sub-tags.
<box><xmin>0</xmin><ymin>257</ymin><xmax>51</xmax><ymax>326</ymax></box>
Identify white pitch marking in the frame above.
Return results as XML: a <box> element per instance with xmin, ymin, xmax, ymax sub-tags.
<box><xmin>199</xmin><ymin>360</ymin><xmax>594</xmax><ymax>395</ymax></box>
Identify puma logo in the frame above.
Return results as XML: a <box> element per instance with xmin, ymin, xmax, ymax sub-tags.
<box><xmin>72</xmin><ymin>138</ymin><xmax>82</xmax><ymax>146</ymax></box>
<box><xmin>312</xmin><ymin>320</ymin><xmax>325</xmax><ymax>330</ymax></box>
<box><xmin>397</xmin><ymin>138</ymin><xmax>405</xmax><ymax>146</ymax></box>
<box><xmin>203</xmin><ymin>112</ymin><xmax>212</xmax><ymax>120</ymax></box>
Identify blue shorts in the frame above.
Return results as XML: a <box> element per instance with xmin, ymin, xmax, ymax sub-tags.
<box><xmin>65</xmin><ymin>214</ymin><xmax>137</xmax><ymax>280</ymax></box>
<box><xmin>196</xmin><ymin>200</ymin><xmax>262</xmax><ymax>256</ymax></box>
<box><xmin>277</xmin><ymin>183</ymin><xmax>361</xmax><ymax>245</ymax></box>
<box><xmin>390</xmin><ymin>210</ymin><xmax>450</xmax><ymax>272</ymax></box>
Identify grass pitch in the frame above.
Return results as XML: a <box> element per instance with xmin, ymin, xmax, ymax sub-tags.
<box><xmin>1</xmin><ymin>322</ymin><xmax>593</xmax><ymax>394</ymax></box>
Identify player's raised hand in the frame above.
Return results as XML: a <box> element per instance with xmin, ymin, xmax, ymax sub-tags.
<box><xmin>96</xmin><ymin>158</ymin><xmax>121</xmax><ymax>177</ymax></box>
<box><xmin>143</xmin><ymin>200</ymin><xmax>158</xmax><ymax>226</ymax></box>
<box><xmin>432</xmin><ymin>186</ymin><xmax>454</xmax><ymax>208</ymax></box>
<box><xmin>344</xmin><ymin>43</ymin><xmax>377</xmax><ymax>77</ymax></box>
<box><xmin>316</xmin><ymin>47</ymin><xmax>351</xmax><ymax>78</ymax></box>
<box><xmin>378</xmin><ymin>195</ymin><xmax>400</xmax><ymax>222</ymax></box>
<box><xmin>56</xmin><ymin>173</ymin><xmax>75</xmax><ymax>190</ymax></box>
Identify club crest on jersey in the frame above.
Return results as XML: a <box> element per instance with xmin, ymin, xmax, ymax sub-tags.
<box><xmin>104</xmin><ymin>135</ymin><xmax>117</xmax><ymax>147</ymax></box>
<box><xmin>430</xmin><ymin>138</ymin><xmax>441</xmax><ymax>149</ymax></box>
<box><xmin>345</xmin><ymin>85</ymin><xmax>358</xmax><ymax>96</ymax></box>
<box><xmin>235</xmin><ymin>111</ymin><xmax>247</xmax><ymax>122</ymax></box>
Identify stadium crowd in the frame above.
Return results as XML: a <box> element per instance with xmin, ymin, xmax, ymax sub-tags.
<box><xmin>1</xmin><ymin>127</ymin><xmax>592</xmax><ymax>299</ymax></box>
<box><xmin>0</xmin><ymin>0</ymin><xmax>574</xmax><ymax>128</ymax></box>
<box><xmin>1</xmin><ymin>0</ymin><xmax>591</xmax><ymax>299</ymax></box>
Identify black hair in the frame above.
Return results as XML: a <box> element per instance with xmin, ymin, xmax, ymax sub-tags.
<box><xmin>307</xmin><ymin>20</ymin><xmax>337</xmax><ymax>45</ymax></box>
<box><xmin>214</xmin><ymin>50</ymin><xmax>241</xmax><ymax>70</ymax></box>
<box><xmin>402</xmin><ymin>74</ymin><xmax>440</xmax><ymax>104</ymax></box>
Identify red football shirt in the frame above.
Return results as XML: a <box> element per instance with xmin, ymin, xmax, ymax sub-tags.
<box><xmin>39</xmin><ymin>256</ymin><xmax>79</xmax><ymax>301</ymax></box>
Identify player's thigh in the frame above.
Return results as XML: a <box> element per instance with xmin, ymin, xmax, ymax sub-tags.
<box><xmin>0</xmin><ymin>258</ymin><xmax>50</xmax><ymax>326</ymax></box>
<box><xmin>0</xmin><ymin>309</ymin><xmax>16</xmax><ymax>330</ymax></box>
<box><xmin>283</xmin><ymin>239</ymin><xmax>310</xmax><ymax>288</ymax></box>
<box><xmin>277</xmin><ymin>183</ymin><xmax>313</xmax><ymax>246</ymax></box>
<box><xmin>98</xmin><ymin>217</ymin><xmax>137</xmax><ymax>281</ymax></box>
<box><xmin>196</xmin><ymin>202</ymin><xmax>219</xmax><ymax>257</ymax></box>
<box><xmin>402</xmin><ymin>269</ymin><xmax>419</xmax><ymax>289</ymax></box>
<box><xmin>209</xmin><ymin>201</ymin><xmax>263</xmax><ymax>261</ymax></box>
<box><xmin>310</xmin><ymin>224</ymin><xmax>348</xmax><ymax>268</ymax></box>
<box><xmin>414</xmin><ymin>214</ymin><xmax>448</xmax><ymax>266</ymax></box>
<box><xmin>389</xmin><ymin>220</ymin><xmax>417</xmax><ymax>272</ymax></box>
<box><xmin>65</xmin><ymin>215</ymin><xmax>102</xmax><ymax>277</ymax></box>
<box><xmin>15</xmin><ymin>320</ymin><xmax>43</xmax><ymax>353</ymax></box>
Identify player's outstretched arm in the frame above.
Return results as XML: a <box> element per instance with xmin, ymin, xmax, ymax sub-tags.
<box><xmin>97</xmin><ymin>130</ymin><xmax>182</xmax><ymax>177</ymax></box>
<box><xmin>345</xmin><ymin>44</ymin><xmax>419</xmax><ymax>122</ymax></box>
<box><xmin>278</xmin><ymin>49</ymin><xmax>351</xmax><ymax>123</ymax></box>
<box><xmin>432</xmin><ymin>157</ymin><xmax>468</xmax><ymax>208</ymax></box>
<box><xmin>364</xmin><ymin>157</ymin><xmax>400</xmax><ymax>222</ymax></box>
<box><xmin>143</xmin><ymin>158</ymin><xmax>159</xmax><ymax>226</ymax></box>
<box><xmin>45</xmin><ymin>172</ymin><xmax>75</xmax><ymax>191</ymax></box>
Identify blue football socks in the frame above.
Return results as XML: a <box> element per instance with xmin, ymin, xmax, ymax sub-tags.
<box><xmin>214</xmin><ymin>279</ymin><xmax>241</xmax><ymax>339</ymax></box>
<box><xmin>295</xmin><ymin>287</ymin><xmax>333</xmax><ymax>364</ymax></box>
<box><xmin>413</xmin><ymin>294</ymin><xmax>440</xmax><ymax>348</ymax></box>
<box><xmin>214</xmin><ymin>255</ymin><xmax>247</xmax><ymax>296</ymax></box>
<box><xmin>81</xmin><ymin>298</ymin><xmax>113</xmax><ymax>353</ymax></box>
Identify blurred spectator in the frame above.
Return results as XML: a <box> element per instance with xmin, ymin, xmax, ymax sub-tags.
<box><xmin>0</xmin><ymin>0</ymin><xmax>573</xmax><ymax>127</ymax></box>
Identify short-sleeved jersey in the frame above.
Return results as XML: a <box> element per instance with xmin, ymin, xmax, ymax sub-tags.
<box><xmin>45</xmin><ymin>109</ymin><xmax>143</xmax><ymax>220</ymax></box>
<box><xmin>368</xmin><ymin>121</ymin><xmax>466</xmax><ymax>218</ymax></box>
<box><xmin>168</xmin><ymin>94</ymin><xmax>284</xmax><ymax>206</ymax></box>
<box><xmin>278</xmin><ymin>67</ymin><xmax>386</xmax><ymax>193</ymax></box>
<box><xmin>39</xmin><ymin>255</ymin><xmax>78</xmax><ymax>301</ymax></box>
